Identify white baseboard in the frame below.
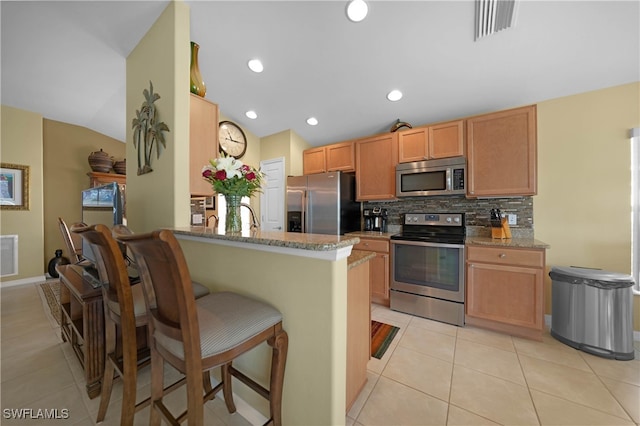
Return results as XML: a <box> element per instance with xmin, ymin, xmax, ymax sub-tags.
<box><xmin>229</xmin><ymin>394</ymin><xmax>269</xmax><ymax>426</ymax></box>
<box><xmin>208</xmin><ymin>376</ymin><xmax>268</xmax><ymax>425</ymax></box>
<box><xmin>0</xmin><ymin>275</ymin><xmax>47</xmax><ymax>288</ymax></box>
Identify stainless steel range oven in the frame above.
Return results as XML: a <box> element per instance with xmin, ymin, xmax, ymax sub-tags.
<box><xmin>390</xmin><ymin>213</ymin><xmax>465</xmax><ymax>326</ymax></box>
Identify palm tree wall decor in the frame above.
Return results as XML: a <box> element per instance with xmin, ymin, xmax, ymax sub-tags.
<box><xmin>131</xmin><ymin>81</ymin><xmax>170</xmax><ymax>175</ymax></box>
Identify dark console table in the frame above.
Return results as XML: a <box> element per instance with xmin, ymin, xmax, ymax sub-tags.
<box><xmin>57</xmin><ymin>264</ymin><xmax>104</xmax><ymax>399</ymax></box>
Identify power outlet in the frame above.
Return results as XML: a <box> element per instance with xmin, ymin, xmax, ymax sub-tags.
<box><xmin>507</xmin><ymin>214</ymin><xmax>517</xmax><ymax>225</ymax></box>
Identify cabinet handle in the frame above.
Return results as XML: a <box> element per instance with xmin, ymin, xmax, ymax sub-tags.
<box><xmin>499</xmin><ymin>253</ymin><xmax>507</xmax><ymax>258</ymax></box>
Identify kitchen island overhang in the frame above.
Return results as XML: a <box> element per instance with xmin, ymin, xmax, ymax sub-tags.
<box><xmin>170</xmin><ymin>226</ymin><xmax>360</xmax><ymax>426</ymax></box>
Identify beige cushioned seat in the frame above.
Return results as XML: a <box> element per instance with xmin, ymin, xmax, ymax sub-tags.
<box><xmin>155</xmin><ymin>292</ymin><xmax>282</xmax><ymax>360</ymax></box>
<box><xmin>105</xmin><ymin>283</ymin><xmax>147</xmax><ymax>318</ymax></box>
<box><xmin>192</xmin><ymin>281</ymin><xmax>210</xmax><ymax>299</ymax></box>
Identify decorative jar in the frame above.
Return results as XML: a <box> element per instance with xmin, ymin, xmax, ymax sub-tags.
<box><xmin>88</xmin><ymin>149</ymin><xmax>112</xmax><ymax>173</ymax></box>
<box><xmin>113</xmin><ymin>159</ymin><xmax>126</xmax><ymax>175</ymax></box>
<box><xmin>47</xmin><ymin>249</ymin><xmax>69</xmax><ymax>278</ymax></box>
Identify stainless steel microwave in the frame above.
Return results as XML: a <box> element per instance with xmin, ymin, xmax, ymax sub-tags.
<box><xmin>396</xmin><ymin>157</ymin><xmax>466</xmax><ymax>197</ymax></box>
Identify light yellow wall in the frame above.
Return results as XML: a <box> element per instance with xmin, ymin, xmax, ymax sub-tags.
<box><xmin>0</xmin><ymin>106</ymin><xmax>44</xmax><ymax>282</ymax></box>
<box><xmin>42</xmin><ymin>119</ymin><xmax>125</xmax><ymax>268</ymax></box>
<box><xmin>535</xmin><ymin>82</ymin><xmax>640</xmax><ymax>329</ymax></box>
<box><xmin>180</xmin><ymin>239</ymin><xmax>348</xmax><ymax>425</ymax></box>
<box><xmin>289</xmin><ymin>129</ymin><xmax>310</xmax><ymax>177</ymax></box>
<box><xmin>261</xmin><ymin>130</ymin><xmax>292</xmax><ymax>174</ymax></box>
<box><xmin>125</xmin><ymin>1</ymin><xmax>191</xmax><ymax>233</ymax></box>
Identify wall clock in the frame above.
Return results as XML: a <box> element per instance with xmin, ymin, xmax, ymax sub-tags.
<box><xmin>218</xmin><ymin>121</ymin><xmax>247</xmax><ymax>159</ymax></box>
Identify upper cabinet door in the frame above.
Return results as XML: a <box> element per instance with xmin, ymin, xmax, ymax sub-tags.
<box><xmin>466</xmin><ymin>105</ymin><xmax>537</xmax><ymax>197</ymax></box>
<box><xmin>398</xmin><ymin>128</ymin><xmax>428</xmax><ymax>163</ymax></box>
<box><xmin>429</xmin><ymin>120</ymin><xmax>464</xmax><ymax>159</ymax></box>
<box><xmin>190</xmin><ymin>94</ymin><xmax>219</xmax><ymax>197</ymax></box>
<box><xmin>398</xmin><ymin>120</ymin><xmax>464</xmax><ymax>163</ymax></box>
<box><xmin>355</xmin><ymin>133</ymin><xmax>398</xmax><ymax>201</ymax></box>
<box><xmin>303</xmin><ymin>147</ymin><xmax>326</xmax><ymax>175</ymax></box>
<box><xmin>326</xmin><ymin>141</ymin><xmax>355</xmax><ymax>172</ymax></box>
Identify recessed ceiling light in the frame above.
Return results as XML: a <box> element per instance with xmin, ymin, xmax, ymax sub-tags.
<box><xmin>245</xmin><ymin>110</ymin><xmax>258</xmax><ymax>119</ymax></box>
<box><xmin>306</xmin><ymin>117</ymin><xmax>319</xmax><ymax>126</ymax></box>
<box><xmin>387</xmin><ymin>90</ymin><xmax>403</xmax><ymax>101</ymax></box>
<box><xmin>347</xmin><ymin>0</ymin><xmax>368</xmax><ymax>22</ymax></box>
<box><xmin>247</xmin><ymin>59</ymin><xmax>264</xmax><ymax>73</ymax></box>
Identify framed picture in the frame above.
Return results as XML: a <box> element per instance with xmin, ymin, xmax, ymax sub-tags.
<box><xmin>0</xmin><ymin>163</ymin><xmax>30</xmax><ymax>210</ymax></box>
<box><xmin>205</xmin><ymin>196</ymin><xmax>216</xmax><ymax>209</ymax></box>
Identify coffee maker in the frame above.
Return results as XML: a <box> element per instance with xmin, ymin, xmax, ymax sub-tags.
<box><xmin>363</xmin><ymin>207</ymin><xmax>388</xmax><ymax>232</ymax></box>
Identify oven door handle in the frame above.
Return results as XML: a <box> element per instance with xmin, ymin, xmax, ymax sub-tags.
<box><xmin>390</xmin><ymin>239</ymin><xmax>465</xmax><ymax>249</ymax></box>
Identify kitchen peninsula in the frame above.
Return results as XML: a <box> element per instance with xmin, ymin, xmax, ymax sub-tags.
<box><xmin>171</xmin><ymin>226</ymin><xmax>361</xmax><ymax>425</ymax></box>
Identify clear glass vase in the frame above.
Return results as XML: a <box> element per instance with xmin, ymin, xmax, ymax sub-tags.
<box><xmin>225</xmin><ymin>194</ymin><xmax>242</xmax><ymax>233</ymax></box>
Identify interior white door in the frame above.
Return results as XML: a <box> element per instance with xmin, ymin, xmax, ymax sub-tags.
<box><xmin>260</xmin><ymin>157</ymin><xmax>285</xmax><ymax>231</ymax></box>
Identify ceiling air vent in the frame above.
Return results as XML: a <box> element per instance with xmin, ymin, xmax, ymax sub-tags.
<box><xmin>475</xmin><ymin>0</ymin><xmax>519</xmax><ymax>41</ymax></box>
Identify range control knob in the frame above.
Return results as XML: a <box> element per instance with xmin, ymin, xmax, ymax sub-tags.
<box><xmin>446</xmin><ymin>217</ymin><xmax>452</xmax><ymax>223</ymax></box>
<box><xmin>454</xmin><ymin>217</ymin><xmax>461</xmax><ymax>223</ymax></box>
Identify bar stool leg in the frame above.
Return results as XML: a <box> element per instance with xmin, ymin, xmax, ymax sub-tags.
<box><xmin>96</xmin><ymin>318</ymin><xmax>116</xmax><ymax>422</ymax></box>
<box><xmin>221</xmin><ymin>363</ymin><xmax>236</xmax><ymax>413</ymax></box>
<box><xmin>269</xmin><ymin>327</ymin><xmax>289</xmax><ymax>426</ymax></box>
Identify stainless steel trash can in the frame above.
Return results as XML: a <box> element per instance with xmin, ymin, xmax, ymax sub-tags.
<box><xmin>550</xmin><ymin>266</ymin><xmax>635</xmax><ymax>360</ymax></box>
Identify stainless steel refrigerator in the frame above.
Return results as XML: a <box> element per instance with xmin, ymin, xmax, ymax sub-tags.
<box><xmin>286</xmin><ymin>172</ymin><xmax>360</xmax><ymax>235</ymax></box>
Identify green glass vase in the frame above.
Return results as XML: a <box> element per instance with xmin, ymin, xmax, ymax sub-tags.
<box><xmin>190</xmin><ymin>41</ymin><xmax>206</xmax><ymax>97</ymax></box>
<box><xmin>225</xmin><ymin>194</ymin><xmax>242</xmax><ymax>233</ymax></box>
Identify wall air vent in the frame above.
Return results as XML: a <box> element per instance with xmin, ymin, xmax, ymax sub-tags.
<box><xmin>475</xmin><ymin>0</ymin><xmax>519</xmax><ymax>41</ymax></box>
<box><xmin>0</xmin><ymin>235</ymin><xmax>18</xmax><ymax>277</ymax></box>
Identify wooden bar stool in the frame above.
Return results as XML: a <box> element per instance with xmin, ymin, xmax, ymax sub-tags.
<box><xmin>72</xmin><ymin>224</ymin><xmax>211</xmax><ymax>425</ymax></box>
<box><xmin>116</xmin><ymin>229</ymin><xmax>288</xmax><ymax>426</ymax></box>
<box><xmin>58</xmin><ymin>217</ymin><xmax>85</xmax><ymax>263</ymax></box>
<box><xmin>72</xmin><ymin>223</ymin><xmax>154</xmax><ymax>425</ymax></box>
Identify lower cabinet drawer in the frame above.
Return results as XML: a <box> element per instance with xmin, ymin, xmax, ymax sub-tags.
<box><xmin>467</xmin><ymin>245</ymin><xmax>544</xmax><ymax>268</ymax></box>
<box><xmin>353</xmin><ymin>239</ymin><xmax>389</xmax><ymax>253</ymax></box>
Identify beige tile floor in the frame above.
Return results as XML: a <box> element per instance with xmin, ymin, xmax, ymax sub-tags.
<box><xmin>2</xmin><ymin>281</ymin><xmax>639</xmax><ymax>425</ymax></box>
<box><xmin>348</xmin><ymin>304</ymin><xmax>640</xmax><ymax>426</ymax></box>
<box><xmin>1</xmin><ymin>282</ymin><xmax>253</xmax><ymax>426</ymax></box>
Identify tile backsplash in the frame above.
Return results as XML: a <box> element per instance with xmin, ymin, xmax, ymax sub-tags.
<box><xmin>364</xmin><ymin>195</ymin><xmax>534</xmax><ymax>237</ymax></box>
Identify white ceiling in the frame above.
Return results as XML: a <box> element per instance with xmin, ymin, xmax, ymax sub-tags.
<box><xmin>2</xmin><ymin>1</ymin><xmax>638</xmax><ymax>147</ymax></box>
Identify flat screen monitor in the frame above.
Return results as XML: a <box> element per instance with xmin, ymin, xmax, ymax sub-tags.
<box><xmin>80</xmin><ymin>182</ymin><xmax>125</xmax><ymax>267</ymax></box>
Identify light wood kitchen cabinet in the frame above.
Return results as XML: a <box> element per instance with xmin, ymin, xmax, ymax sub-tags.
<box><xmin>355</xmin><ymin>133</ymin><xmax>398</xmax><ymax>201</ymax></box>
<box><xmin>304</xmin><ymin>141</ymin><xmax>355</xmax><ymax>174</ymax></box>
<box><xmin>398</xmin><ymin>127</ymin><xmax>428</xmax><ymax>163</ymax></box>
<box><xmin>326</xmin><ymin>141</ymin><xmax>355</xmax><ymax>172</ymax></box>
<box><xmin>465</xmin><ymin>244</ymin><xmax>545</xmax><ymax>341</ymax></box>
<box><xmin>346</xmin><ymin>257</ymin><xmax>371</xmax><ymax>412</ymax></box>
<box><xmin>429</xmin><ymin>120</ymin><xmax>465</xmax><ymax>159</ymax></box>
<box><xmin>353</xmin><ymin>239</ymin><xmax>390</xmax><ymax>306</ymax></box>
<box><xmin>398</xmin><ymin>120</ymin><xmax>464</xmax><ymax>163</ymax></box>
<box><xmin>303</xmin><ymin>147</ymin><xmax>326</xmax><ymax>175</ymax></box>
<box><xmin>466</xmin><ymin>105</ymin><xmax>537</xmax><ymax>197</ymax></box>
<box><xmin>190</xmin><ymin>94</ymin><xmax>219</xmax><ymax>197</ymax></box>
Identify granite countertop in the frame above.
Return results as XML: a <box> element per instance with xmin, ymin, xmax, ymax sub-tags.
<box><xmin>347</xmin><ymin>250</ymin><xmax>376</xmax><ymax>269</ymax></box>
<box><xmin>171</xmin><ymin>226</ymin><xmax>360</xmax><ymax>251</ymax></box>
<box><xmin>466</xmin><ymin>236</ymin><xmax>550</xmax><ymax>249</ymax></box>
<box><xmin>345</xmin><ymin>231</ymin><xmax>395</xmax><ymax>240</ymax></box>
